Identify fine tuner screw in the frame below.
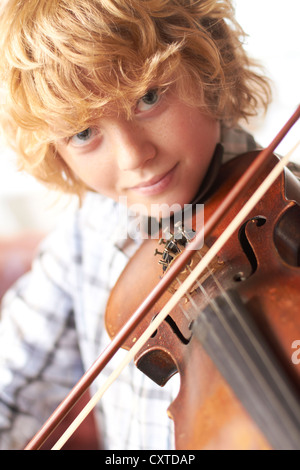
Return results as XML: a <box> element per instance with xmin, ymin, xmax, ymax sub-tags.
<box><xmin>153</xmin><ymin>225</ymin><xmax>187</xmax><ymax>272</ymax></box>
<box><xmin>158</xmin><ymin>259</ymin><xmax>168</xmax><ymax>267</ymax></box>
<box><xmin>174</xmin><ymin>221</ymin><xmax>191</xmax><ymax>242</ymax></box>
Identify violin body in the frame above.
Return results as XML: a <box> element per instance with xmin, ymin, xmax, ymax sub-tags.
<box><xmin>106</xmin><ymin>151</ymin><xmax>300</xmax><ymax>450</ymax></box>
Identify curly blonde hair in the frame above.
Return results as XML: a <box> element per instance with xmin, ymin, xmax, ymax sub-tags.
<box><xmin>0</xmin><ymin>0</ymin><xmax>271</xmax><ymax>196</ymax></box>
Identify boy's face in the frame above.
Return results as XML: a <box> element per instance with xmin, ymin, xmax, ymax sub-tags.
<box><xmin>56</xmin><ymin>88</ymin><xmax>220</xmax><ymax>218</ymax></box>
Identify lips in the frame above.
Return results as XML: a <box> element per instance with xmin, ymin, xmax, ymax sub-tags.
<box><xmin>129</xmin><ymin>164</ymin><xmax>178</xmax><ymax>196</ymax></box>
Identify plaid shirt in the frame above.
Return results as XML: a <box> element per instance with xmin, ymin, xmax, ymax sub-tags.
<box><xmin>0</xmin><ymin>126</ymin><xmax>258</xmax><ymax>450</ymax></box>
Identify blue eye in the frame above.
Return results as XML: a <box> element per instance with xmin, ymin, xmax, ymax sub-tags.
<box><xmin>136</xmin><ymin>89</ymin><xmax>160</xmax><ymax>112</ymax></box>
<box><xmin>76</xmin><ymin>129</ymin><xmax>92</xmax><ymax>141</ymax></box>
<box><xmin>69</xmin><ymin>127</ymin><xmax>97</xmax><ymax>146</ymax></box>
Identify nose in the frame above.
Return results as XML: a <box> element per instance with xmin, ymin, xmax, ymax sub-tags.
<box><xmin>112</xmin><ymin>120</ymin><xmax>157</xmax><ymax>171</ymax></box>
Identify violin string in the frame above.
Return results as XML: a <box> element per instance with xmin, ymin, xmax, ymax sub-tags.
<box><xmin>181</xmin><ymin>261</ymin><xmax>300</xmax><ymax>427</ymax></box>
<box><xmin>201</xmin><ymin>264</ymin><xmax>300</xmax><ymax>420</ymax></box>
<box><xmin>50</xmin><ymin>139</ymin><xmax>300</xmax><ymax>450</ymax></box>
<box><xmin>174</xmin><ymin>280</ymin><xmax>193</xmax><ymax>322</ymax></box>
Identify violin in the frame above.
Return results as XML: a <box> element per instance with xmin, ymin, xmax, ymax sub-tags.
<box><xmin>25</xmin><ymin>105</ymin><xmax>300</xmax><ymax>450</ymax></box>
<box><xmin>106</xmin><ymin>149</ymin><xmax>300</xmax><ymax>450</ymax></box>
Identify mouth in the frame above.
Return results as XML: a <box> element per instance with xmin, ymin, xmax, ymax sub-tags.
<box><xmin>129</xmin><ymin>164</ymin><xmax>178</xmax><ymax>196</ymax></box>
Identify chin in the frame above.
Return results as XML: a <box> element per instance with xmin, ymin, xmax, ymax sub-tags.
<box><xmin>143</xmin><ymin>197</ymin><xmax>192</xmax><ymax>222</ymax></box>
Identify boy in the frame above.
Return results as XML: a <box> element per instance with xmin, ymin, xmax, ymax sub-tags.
<box><xmin>0</xmin><ymin>0</ymin><xmax>272</xmax><ymax>449</ymax></box>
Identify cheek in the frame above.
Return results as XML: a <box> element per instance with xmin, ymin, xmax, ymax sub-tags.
<box><xmin>174</xmin><ymin>122</ymin><xmax>219</xmax><ymax>175</ymax></box>
<box><xmin>81</xmin><ymin>162</ymin><xmax>118</xmax><ymax>195</ymax></box>
<box><xmin>171</xmin><ymin>115</ymin><xmax>220</xmax><ymax>200</ymax></box>
<box><xmin>164</xmin><ymin>109</ymin><xmax>219</xmax><ymax>156</ymax></box>
<box><xmin>60</xmin><ymin>150</ymin><xmax>118</xmax><ymax>195</ymax></box>
<box><xmin>188</xmin><ymin>114</ymin><xmax>219</xmax><ymax>147</ymax></box>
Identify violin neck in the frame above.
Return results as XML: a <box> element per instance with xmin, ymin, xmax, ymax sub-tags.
<box><xmin>192</xmin><ymin>289</ymin><xmax>300</xmax><ymax>450</ymax></box>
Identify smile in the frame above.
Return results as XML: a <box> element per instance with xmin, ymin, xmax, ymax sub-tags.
<box><xmin>129</xmin><ymin>164</ymin><xmax>178</xmax><ymax>196</ymax></box>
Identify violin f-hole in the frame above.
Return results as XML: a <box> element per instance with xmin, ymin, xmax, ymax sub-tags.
<box><xmin>273</xmin><ymin>204</ymin><xmax>300</xmax><ymax>267</ymax></box>
<box><xmin>137</xmin><ymin>314</ymin><xmax>192</xmax><ymax>386</ymax></box>
<box><xmin>234</xmin><ymin>216</ymin><xmax>267</xmax><ymax>282</ymax></box>
<box><xmin>151</xmin><ymin>314</ymin><xmax>192</xmax><ymax>345</ymax></box>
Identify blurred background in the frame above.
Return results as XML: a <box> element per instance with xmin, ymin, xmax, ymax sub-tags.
<box><xmin>0</xmin><ymin>0</ymin><xmax>299</xmax><ymax>236</ymax></box>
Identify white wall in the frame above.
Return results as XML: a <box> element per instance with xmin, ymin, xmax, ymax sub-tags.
<box><xmin>0</xmin><ymin>146</ymin><xmax>77</xmax><ymax>235</ymax></box>
<box><xmin>0</xmin><ymin>0</ymin><xmax>299</xmax><ymax>235</ymax></box>
<box><xmin>234</xmin><ymin>0</ymin><xmax>300</xmax><ymax>158</ymax></box>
